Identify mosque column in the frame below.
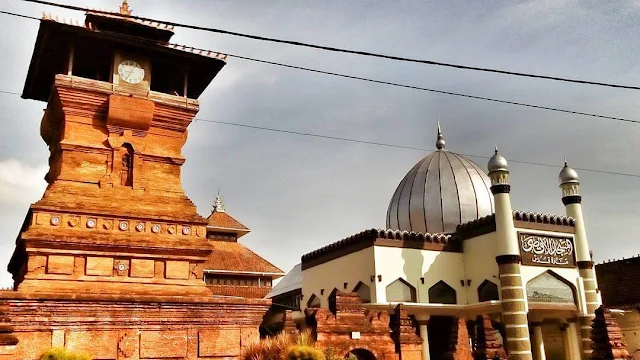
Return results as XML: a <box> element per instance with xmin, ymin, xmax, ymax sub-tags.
<box><xmin>488</xmin><ymin>148</ymin><xmax>533</xmax><ymax>360</ymax></box>
<box><xmin>559</xmin><ymin>162</ymin><xmax>600</xmax><ymax>359</ymax></box>
<box><xmin>416</xmin><ymin>315</ymin><xmax>431</xmax><ymax>360</ymax></box>
<box><xmin>566</xmin><ymin>318</ymin><xmax>582</xmax><ymax>360</ymax></box>
<box><xmin>530</xmin><ymin>322</ymin><xmax>546</xmax><ymax>360</ymax></box>
<box><xmin>560</xmin><ymin>324</ymin><xmax>573</xmax><ymax>360</ymax></box>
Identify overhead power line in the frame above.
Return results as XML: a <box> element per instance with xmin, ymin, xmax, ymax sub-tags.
<box><xmin>0</xmin><ymin>89</ymin><xmax>637</xmax><ymax>178</ymax></box>
<box><xmin>1</xmin><ymin>10</ymin><xmax>637</xmax><ymax>125</ymax></box>
<box><xmin>19</xmin><ymin>0</ymin><xmax>640</xmax><ymax>91</ymax></box>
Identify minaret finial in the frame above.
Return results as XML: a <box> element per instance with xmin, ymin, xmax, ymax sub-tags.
<box><xmin>435</xmin><ymin>120</ymin><xmax>446</xmax><ymax>150</ymax></box>
<box><xmin>212</xmin><ymin>191</ymin><xmax>226</xmax><ymax>213</ymax></box>
<box><xmin>494</xmin><ymin>144</ymin><xmax>498</xmax><ymax>154</ymax></box>
<box><xmin>120</xmin><ymin>0</ymin><xmax>132</xmax><ymax>15</ymax></box>
<box><xmin>564</xmin><ymin>156</ymin><xmax>567</xmax><ymax>166</ymax></box>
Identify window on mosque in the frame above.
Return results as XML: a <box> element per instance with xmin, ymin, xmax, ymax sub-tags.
<box><xmin>526</xmin><ymin>271</ymin><xmax>575</xmax><ymax>304</ymax></box>
<box><xmin>386</xmin><ymin>278</ymin><xmax>417</xmax><ymax>302</ymax></box>
<box><xmin>428</xmin><ymin>281</ymin><xmax>457</xmax><ymax>304</ymax></box>
<box><xmin>353</xmin><ymin>282</ymin><xmax>372</xmax><ymax>303</ymax></box>
<box><xmin>477</xmin><ymin>280</ymin><xmax>500</xmax><ymax>302</ymax></box>
<box><xmin>307</xmin><ymin>294</ymin><xmax>321</xmax><ymax>308</ymax></box>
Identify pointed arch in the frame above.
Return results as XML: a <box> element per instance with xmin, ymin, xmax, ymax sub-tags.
<box><xmin>428</xmin><ymin>280</ymin><xmax>457</xmax><ymax>304</ymax></box>
<box><xmin>477</xmin><ymin>279</ymin><xmax>499</xmax><ymax>302</ymax></box>
<box><xmin>307</xmin><ymin>294</ymin><xmax>321</xmax><ymax>308</ymax></box>
<box><xmin>353</xmin><ymin>282</ymin><xmax>371</xmax><ymax>303</ymax></box>
<box><xmin>386</xmin><ymin>278</ymin><xmax>416</xmax><ymax>302</ymax></box>
<box><xmin>526</xmin><ymin>270</ymin><xmax>576</xmax><ymax>304</ymax></box>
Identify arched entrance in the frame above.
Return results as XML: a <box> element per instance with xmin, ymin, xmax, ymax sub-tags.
<box><xmin>347</xmin><ymin>348</ymin><xmax>376</xmax><ymax>360</ymax></box>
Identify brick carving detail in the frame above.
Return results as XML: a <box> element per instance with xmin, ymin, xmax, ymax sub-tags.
<box><xmin>473</xmin><ymin>315</ymin><xmax>507</xmax><ymax>360</ymax></box>
<box><xmin>590</xmin><ymin>306</ymin><xmax>632</xmax><ymax>360</ymax></box>
<box><xmin>442</xmin><ymin>318</ymin><xmax>473</xmax><ymax>360</ymax></box>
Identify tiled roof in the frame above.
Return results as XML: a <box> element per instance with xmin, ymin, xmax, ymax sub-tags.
<box><xmin>595</xmin><ymin>255</ymin><xmax>640</xmax><ymax>309</ymax></box>
<box><xmin>266</xmin><ymin>264</ymin><xmax>302</xmax><ymax>299</ymax></box>
<box><xmin>203</xmin><ymin>241</ymin><xmax>283</xmax><ymax>276</ymax></box>
<box><xmin>301</xmin><ymin>228</ymin><xmax>455</xmax><ymax>264</ymax></box>
<box><xmin>456</xmin><ymin>211</ymin><xmax>576</xmax><ymax>240</ymax></box>
<box><xmin>38</xmin><ymin>14</ymin><xmax>227</xmax><ymax>61</ymax></box>
<box><xmin>206</xmin><ymin>212</ymin><xmax>250</xmax><ymax>236</ymax></box>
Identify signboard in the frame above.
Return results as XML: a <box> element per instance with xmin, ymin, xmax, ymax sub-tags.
<box><xmin>518</xmin><ymin>233</ymin><xmax>576</xmax><ymax>268</ymax></box>
<box><xmin>351</xmin><ymin>332</ymin><xmax>361</xmax><ymax>340</ymax></box>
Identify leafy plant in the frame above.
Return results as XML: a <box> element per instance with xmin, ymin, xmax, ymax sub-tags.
<box><xmin>40</xmin><ymin>347</ymin><xmax>92</xmax><ymax>360</ymax></box>
<box><xmin>286</xmin><ymin>345</ymin><xmax>325</xmax><ymax>360</ymax></box>
<box><xmin>241</xmin><ymin>332</ymin><xmax>293</xmax><ymax>360</ymax></box>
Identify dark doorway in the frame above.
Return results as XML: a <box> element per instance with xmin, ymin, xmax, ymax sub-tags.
<box><xmin>347</xmin><ymin>348</ymin><xmax>376</xmax><ymax>360</ymax></box>
<box><xmin>427</xmin><ymin>316</ymin><xmax>455</xmax><ymax>360</ymax></box>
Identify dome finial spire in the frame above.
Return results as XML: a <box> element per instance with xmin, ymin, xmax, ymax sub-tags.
<box><xmin>120</xmin><ymin>0</ymin><xmax>132</xmax><ymax>15</ymax></box>
<box><xmin>435</xmin><ymin>120</ymin><xmax>446</xmax><ymax>150</ymax></box>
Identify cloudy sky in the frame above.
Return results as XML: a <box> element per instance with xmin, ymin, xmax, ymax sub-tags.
<box><xmin>0</xmin><ymin>0</ymin><xmax>638</xmax><ymax>287</ymax></box>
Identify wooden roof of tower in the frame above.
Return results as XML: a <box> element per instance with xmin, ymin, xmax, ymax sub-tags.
<box><xmin>204</xmin><ymin>194</ymin><xmax>284</xmax><ymax>278</ymax></box>
<box><xmin>206</xmin><ymin>193</ymin><xmax>251</xmax><ymax>238</ymax></box>
<box><xmin>22</xmin><ymin>4</ymin><xmax>227</xmax><ymax>101</ymax></box>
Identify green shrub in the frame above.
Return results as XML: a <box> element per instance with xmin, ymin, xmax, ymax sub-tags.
<box><xmin>286</xmin><ymin>345</ymin><xmax>325</xmax><ymax>360</ymax></box>
<box><xmin>40</xmin><ymin>347</ymin><xmax>92</xmax><ymax>360</ymax></box>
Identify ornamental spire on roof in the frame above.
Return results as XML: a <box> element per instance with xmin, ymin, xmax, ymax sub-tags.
<box><xmin>120</xmin><ymin>0</ymin><xmax>132</xmax><ymax>15</ymax></box>
<box><xmin>212</xmin><ymin>191</ymin><xmax>226</xmax><ymax>213</ymax></box>
<box><xmin>436</xmin><ymin>120</ymin><xmax>446</xmax><ymax>150</ymax></box>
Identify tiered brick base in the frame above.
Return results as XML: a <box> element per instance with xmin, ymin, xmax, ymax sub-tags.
<box><xmin>442</xmin><ymin>318</ymin><xmax>473</xmax><ymax>360</ymax></box>
<box><xmin>1</xmin><ymin>291</ymin><xmax>269</xmax><ymax>360</ymax></box>
<box><xmin>474</xmin><ymin>315</ymin><xmax>507</xmax><ymax>360</ymax></box>
<box><xmin>589</xmin><ymin>306</ymin><xmax>632</xmax><ymax>360</ymax></box>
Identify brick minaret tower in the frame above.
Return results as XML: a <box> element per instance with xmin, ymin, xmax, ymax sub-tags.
<box><xmin>2</xmin><ymin>3</ymin><xmax>270</xmax><ymax>359</ymax></box>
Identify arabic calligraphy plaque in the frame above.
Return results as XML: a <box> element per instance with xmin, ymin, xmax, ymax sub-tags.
<box><xmin>518</xmin><ymin>232</ymin><xmax>576</xmax><ymax>268</ymax></box>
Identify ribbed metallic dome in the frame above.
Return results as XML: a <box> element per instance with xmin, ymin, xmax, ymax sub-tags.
<box><xmin>386</xmin><ymin>128</ymin><xmax>494</xmax><ymax>234</ymax></box>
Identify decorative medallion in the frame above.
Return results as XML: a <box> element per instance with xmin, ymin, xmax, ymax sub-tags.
<box><xmin>182</xmin><ymin>226</ymin><xmax>191</xmax><ymax>235</ymax></box>
<box><xmin>151</xmin><ymin>224</ymin><xmax>161</xmax><ymax>233</ymax></box>
<box><xmin>86</xmin><ymin>219</ymin><xmax>97</xmax><ymax>229</ymax></box>
<box><xmin>118</xmin><ymin>221</ymin><xmax>129</xmax><ymax>231</ymax></box>
<box><xmin>518</xmin><ymin>232</ymin><xmax>576</xmax><ymax>268</ymax></box>
<box><xmin>114</xmin><ymin>260</ymin><xmax>128</xmax><ymax>276</ymax></box>
<box><xmin>167</xmin><ymin>225</ymin><xmax>176</xmax><ymax>235</ymax></box>
<box><xmin>68</xmin><ymin>217</ymin><xmax>79</xmax><ymax>227</ymax></box>
<box><xmin>50</xmin><ymin>216</ymin><xmax>61</xmax><ymax>226</ymax></box>
<box><xmin>135</xmin><ymin>222</ymin><xmax>145</xmax><ymax>232</ymax></box>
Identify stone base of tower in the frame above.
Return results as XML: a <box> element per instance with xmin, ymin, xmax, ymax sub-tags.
<box><xmin>1</xmin><ymin>291</ymin><xmax>269</xmax><ymax>360</ymax></box>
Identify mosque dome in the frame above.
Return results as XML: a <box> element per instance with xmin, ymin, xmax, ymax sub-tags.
<box><xmin>386</xmin><ymin>125</ymin><xmax>494</xmax><ymax>234</ymax></box>
<box><xmin>488</xmin><ymin>147</ymin><xmax>509</xmax><ymax>173</ymax></box>
<box><xmin>558</xmin><ymin>161</ymin><xmax>579</xmax><ymax>185</ymax></box>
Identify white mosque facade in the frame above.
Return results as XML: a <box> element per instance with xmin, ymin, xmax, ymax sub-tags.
<box><xmin>297</xmin><ymin>127</ymin><xmax>602</xmax><ymax>360</ymax></box>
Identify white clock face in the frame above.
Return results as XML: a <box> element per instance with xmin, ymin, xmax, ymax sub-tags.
<box><xmin>118</xmin><ymin>60</ymin><xmax>145</xmax><ymax>84</ymax></box>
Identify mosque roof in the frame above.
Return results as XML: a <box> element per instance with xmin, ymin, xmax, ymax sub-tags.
<box><xmin>301</xmin><ymin>228</ymin><xmax>459</xmax><ymax>270</ymax></box>
<box><xmin>203</xmin><ymin>241</ymin><xmax>284</xmax><ymax>277</ymax></box>
<box><xmin>386</xmin><ymin>123</ymin><xmax>494</xmax><ymax>234</ymax></box>
<box><xmin>595</xmin><ymin>255</ymin><xmax>640</xmax><ymax>309</ymax></box>
<box><xmin>206</xmin><ymin>194</ymin><xmax>250</xmax><ymax>238</ymax></box>
<box><xmin>266</xmin><ymin>264</ymin><xmax>302</xmax><ymax>299</ymax></box>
